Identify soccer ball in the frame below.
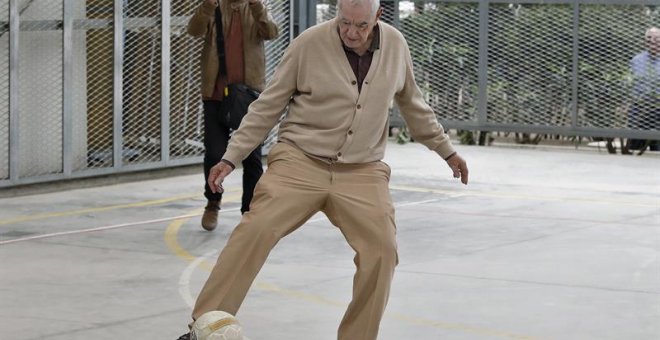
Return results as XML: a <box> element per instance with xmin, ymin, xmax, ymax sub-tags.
<box><xmin>191</xmin><ymin>311</ymin><xmax>247</xmax><ymax>340</ymax></box>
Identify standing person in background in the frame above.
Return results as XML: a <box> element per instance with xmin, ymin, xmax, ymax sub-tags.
<box><xmin>626</xmin><ymin>27</ymin><xmax>660</xmax><ymax>154</ymax></box>
<box><xmin>187</xmin><ymin>0</ymin><xmax>279</xmax><ymax>231</ymax></box>
<box><xmin>177</xmin><ymin>0</ymin><xmax>468</xmax><ymax>339</ymax></box>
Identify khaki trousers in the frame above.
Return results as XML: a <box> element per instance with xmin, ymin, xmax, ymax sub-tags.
<box><xmin>192</xmin><ymin>142</ymin><xmax>398</xmax><ymax>340</ymax></box>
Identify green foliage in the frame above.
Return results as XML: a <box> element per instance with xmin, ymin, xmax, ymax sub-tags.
<box><xmin>457</xmin><ymin>130</ymin><xmax>476</xmax><ymax>145</ymax></box>
<box><xmin>486</xmin><ymin>4</ymin><xmax>573</xmax><ymax>127</ymax></box>
<box><xmin>399</xmin><ymin>3</ymin><xmax>479</xmax><ymax>122</ymax></box>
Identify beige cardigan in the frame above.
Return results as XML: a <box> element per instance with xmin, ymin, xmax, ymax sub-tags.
<box><xmin>222</xmin><ymin>19</ymin><xmax>456</xmax><ymax>165</ymax></box>
<box><xmin>186</xmin><ymin>0</ymin><xmax>278</xmax><ymax>95</ymax></box>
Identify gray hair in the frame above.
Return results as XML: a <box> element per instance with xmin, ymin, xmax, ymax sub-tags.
<box><xmin>646</xmin><ymin>27</ymin><xmax>660</xmax><ymax>39</ymax></box>
<box><xmin>337</xmin><ymin>0</ymin><xmax>381</xmax><ymax>19</ymax></box>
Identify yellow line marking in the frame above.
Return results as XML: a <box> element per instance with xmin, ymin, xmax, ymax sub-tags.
<box><xmin>164</xmin><ymin>192</ymin><xmax>242</xmax><ymax>268</ymax></box>
<box><xmin>389</xmin><ymin>184</ymin><xmax>659</xmax><ymax>207</ymax></box>
<box><xmin>164</xmin><ymin>208</ymin><xmax>205</xmax><ymax>263</ymax></box>
<box><xmin>254</xmin><ymin>282</ymin><xmax>346</xmax><ymax>307</ymax></box>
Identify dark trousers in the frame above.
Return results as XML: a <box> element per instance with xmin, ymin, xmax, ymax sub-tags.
<box><xmin>203</xmin><ymin>100</ymin><xmax>263</xmax><ymax>214</ymax></box>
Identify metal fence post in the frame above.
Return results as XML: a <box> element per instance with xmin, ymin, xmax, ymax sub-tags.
<box><xmin>477</xmin><ymin>0</ymin><xmax>489</xmax><ymax>126</ymax></box>
<box><xmin>63</xmin><ymin>0</ymin><xmax>73</xmax><ymax>175</ymax></box>
<box><xmin>8</xmin><ymin>0</ymin><xmax>18</xmax><ymax>183</ymax></box>
<box><xmin>161</xmin><ymin>0</ymin><xmax>171</xmax><ymax>164</ymax></box>
<box><xmin>571</xmin><ymin>0</ymin><xmax>579</xmax><ymax>130</ymax></box>
<box><xmin>113</xmin><ymin>0</ymin><xmax>124</xmax><ymax>168</ymax></box>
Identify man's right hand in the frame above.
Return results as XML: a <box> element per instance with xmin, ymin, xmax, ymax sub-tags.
<box><xmin>208</xmin><ymin>161</ymin><xmax>234</xmax><ymax>193</ymax></box>
<box><xmin>445</xmin><ymin>153</ymin><xmax>469</xmax><ymax>185</ymax></box>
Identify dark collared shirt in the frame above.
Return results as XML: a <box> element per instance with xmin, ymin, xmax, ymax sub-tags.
<box><xmin>342</xmin><ymin>24</ymin><xmax>380</xmax><ymax>93</ymax></box>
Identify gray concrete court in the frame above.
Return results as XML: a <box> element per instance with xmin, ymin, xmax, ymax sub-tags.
<box><xmin>1</xmin><ymin>141</ymin><xmax>659</xmax><ymax>340</ymax></box>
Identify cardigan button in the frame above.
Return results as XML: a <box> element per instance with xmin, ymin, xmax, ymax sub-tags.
<box><xmin>351</xmin><ymin>80</ymin><xmax>357</xmax><ymax>85</ymax></box>
<box><xmin>357</xmin><ymin>104</ymin><xmax>362</xmax><ymax>109</ymax></box>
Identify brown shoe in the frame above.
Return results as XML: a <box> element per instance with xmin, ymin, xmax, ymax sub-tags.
<box><xmin>201</xmin><ymin>200</ymin><xmax>220</xmax><ymax>231</ymax></box>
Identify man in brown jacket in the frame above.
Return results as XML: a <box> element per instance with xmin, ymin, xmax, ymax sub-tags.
<box><xmin>187</xmin><ymin>0</ymin><xmax>278</xmax><ymax>231</ymax></box>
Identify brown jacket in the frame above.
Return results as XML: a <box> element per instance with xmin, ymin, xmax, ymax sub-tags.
<box><xmin>187</xmin><ymin>0</ymin><xmax>279</xmax><ymax>96</ymax></box>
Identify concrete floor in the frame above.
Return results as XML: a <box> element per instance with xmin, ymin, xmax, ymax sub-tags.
<box><xmin>1</xmin><ymin>141</ymin><xmax>659</xmax><ymax>340</ymax></box>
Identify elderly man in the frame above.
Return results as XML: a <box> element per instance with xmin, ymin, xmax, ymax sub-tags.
<box><xmin>177</xmin><ymin>0</ymin><xmax>468</xmax><ymax>339</ymax></box>
<box><xmin>626</xmin><ymin>27</ymin><xmax>660</xmax><ymax>154</ymax></box>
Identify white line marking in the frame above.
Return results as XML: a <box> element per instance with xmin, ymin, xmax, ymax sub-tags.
<box><xmin>395</xmin><ymin>199</ymin><xmax>439</xmax><ymax>207</ymax></box>
<box><xmin>179</xmin><ymin>248</ymin><xmax>218</xmax><ymax>309</ymax></box>
<box><xmin>0</xmin><ymin>213</ymin><xmax>203</xmax><ymax>245</ymax></box>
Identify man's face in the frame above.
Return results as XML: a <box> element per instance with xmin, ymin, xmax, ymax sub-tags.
<box><xmin>337</xmin><ymin>2</ymin><xmax>381</xmax><ymax>50</ymax></box>
<box><xmin>646</xmin><ymin>32</ymin><xmax>660</xmax><ymax>57</ymax></box>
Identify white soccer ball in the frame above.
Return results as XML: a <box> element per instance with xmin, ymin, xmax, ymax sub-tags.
<box><xmin>191</xmin><ymin>311</ymin><xmax>247</xmax><ymax>340</ymax></box>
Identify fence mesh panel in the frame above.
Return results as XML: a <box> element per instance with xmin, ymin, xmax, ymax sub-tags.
<box><xmin>265</xmin><ymin>0</ymin><xmax>291</xmax><ymax>82</ymax></box>
<box><xmin>578</xmin><ymin>5</ymin><xmax>659</xmax><ymax>132</ymax></box>
<box><xmin>400</xmin><ymin>2</ymin><xmax>480</xmax><ymax>123</ymax></box>
<box><xmin>19</xmin><ymin>1</ymin><xmax>63</xmax><ymax>177</ymax></box>
<box><xmin>487</xmin><ymin>3</ymin><xmax>573</xmax><ymax>127</ymax></box>
<box><xmin>170</xmin><ymin>0</ymin><xmax>205</xmax><ymax>159</ymax></box>
<box><xmin>262</xmin><ymin>0</ymin><xmax>292</xmax><ymax>152</ymax></box>
<box><xmin>77</xmin><ymin>0</ymin><xmax>115</xmax><ymax>169</ymax></box>
<box><xmin>122</xmin><ymin>0</ymin><xmax>163</xmax><ymax>165</ymax></box>
<box><xmin>0</xmin><ymin>2</ymin><xmax>8</xmax><ymax>180</ymax></box>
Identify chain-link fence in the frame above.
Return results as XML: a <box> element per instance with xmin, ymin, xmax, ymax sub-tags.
<box><xmin>0</xmin><ymin>0</ymin><xmax>292</xmax><ymax>188</ymax></box>
<box><xmin>1</xmin><ymin>0</ymin><xmax>658</xmax><ymax>188</ymax></box>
